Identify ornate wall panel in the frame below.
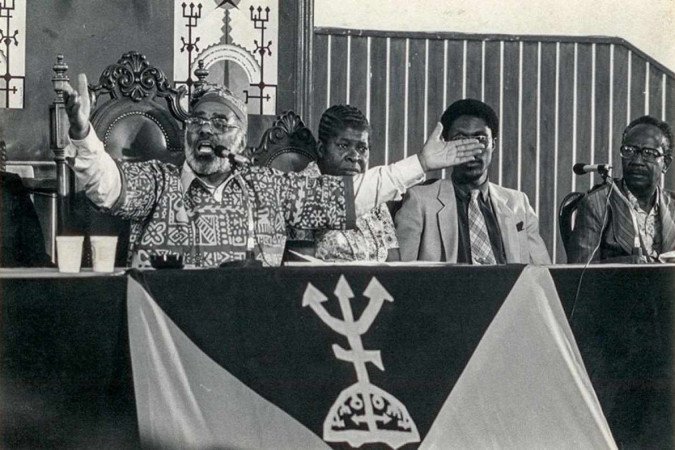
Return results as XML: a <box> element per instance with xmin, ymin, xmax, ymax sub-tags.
<box><xmin>0</xmin><ymin>0</ymin><xmax>26</xmax><ymax>109</ymax></box>
<box><xmin>172</xmin><ymin>0</ymin><xmax>279</xmax><ymax>115</ymax></box>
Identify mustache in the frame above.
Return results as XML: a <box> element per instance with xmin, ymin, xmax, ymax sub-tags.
<box><xmin>625</xmin><ymin>164</ymin><xmax>650</xmax><ymax>173</ymax></box>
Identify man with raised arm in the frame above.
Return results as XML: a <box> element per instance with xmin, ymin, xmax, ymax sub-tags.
<box><xmin>63</xmin><ymin>75</ymin><xmax>482</xmax><ymax>267</ymax></box>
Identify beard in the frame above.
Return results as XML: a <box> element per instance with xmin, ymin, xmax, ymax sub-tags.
<box><xmin>185</xmin><ymin>148</ymin><xmax>232</xmax><ymax>176</ymax></box>
<box><xmin>184</xmin><ymin>132</ymin><xmax>246</xmax><ymax>176</ymax></box>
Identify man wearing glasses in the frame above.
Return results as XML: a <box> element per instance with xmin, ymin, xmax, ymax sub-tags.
<box><xmin>568</xmin><ymin>116</ymin><xmax>674</xmax><ymax>263</ymax></box>
<box><xmin>61</xmin><ymin>75</ymin><xmax>481</xmax><ymax>267</ymax></box>
<box><xmin>396</xmin><ymin>99</ymin><xmax>551</xmax><ymax>264</ymax></box>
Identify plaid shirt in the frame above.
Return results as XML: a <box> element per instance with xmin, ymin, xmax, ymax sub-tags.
<box><xmin>106</xmin><ymin>161</ymin><xmax>353</xmax><ymax>267</ymax></box>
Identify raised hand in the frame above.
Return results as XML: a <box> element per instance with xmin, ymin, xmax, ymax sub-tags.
<box><xmin>417</xmin><ymin>122</ymin><xmax>483</xmax><ymax>172</ymax></box>
<box><xmin>62</xmin><ymin>73</ymin><xmax>91</xmax><ymax>140</ymax></box>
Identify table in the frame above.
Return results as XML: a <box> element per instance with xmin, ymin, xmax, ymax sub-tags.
<box><xmin>1</xmin><ymin>265</ymin><xmax>673</xmax><ymax>448</ymax></box>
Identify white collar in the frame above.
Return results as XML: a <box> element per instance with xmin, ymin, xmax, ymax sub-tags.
<box><xmin>180</xmin><ymin>162</ymin><xmax>232</xmax><ymax>201</ymax></box>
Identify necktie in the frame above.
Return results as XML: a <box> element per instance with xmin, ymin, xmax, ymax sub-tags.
<box><xmin>468</xmin><ymin>189</ymin><xmax>497</xmax><ymax>265</ymax></box>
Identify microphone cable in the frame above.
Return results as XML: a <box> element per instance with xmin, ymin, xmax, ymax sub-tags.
<box><xmin>569</xmin><ymin>180</ymin><xmax>614</xmax><ymax>321</ymax></box>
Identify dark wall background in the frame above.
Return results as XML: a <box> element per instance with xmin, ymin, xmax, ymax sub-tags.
<box><xmin>0</xmin><ymin>0</ymin><xmax>174</xmax><ymax>161</ymax></box>
<box><xmin>0</xmin><ymin>0</ymin><xmax>301</xmax><ymax>162</ymax></box>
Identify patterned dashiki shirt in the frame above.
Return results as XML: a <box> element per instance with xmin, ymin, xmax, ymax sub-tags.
<box><xmin>104</xmin><ymin>160</ymin><xmax>355</xmax><ymax>267</ymax></box>
<box><xmin>624</xmin><ymin>180</ymin><xmax>662</xmax><ymax>261</ymax></box>
<box><xmin>289</xmin><ymin>162</ymin><xmax>398</xmax><ymax>262</ymax></box>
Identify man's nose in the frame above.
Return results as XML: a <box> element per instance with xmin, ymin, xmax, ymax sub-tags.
<box><xmin>198</xmin><ymin>124</ymin><xmax>214</xmax><ymax>136</ymax></box>
<box><xmin>630</xmin><ymin>151</ymin><xmax>647</xmax><ymax>163</ymax></box>
<box><xmin>345</xmin><ymin>148</ymin><xmax>360</xmax><ymax>162</ymax></box>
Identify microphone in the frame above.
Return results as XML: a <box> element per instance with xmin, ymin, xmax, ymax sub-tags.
<box><xmin>214</xmin><ymin>145</ymin><xmax>251</xmax><ymax>166</ymax></box>
<box><xmin>573</xmin><ymin>163</ymin><xmax>612</xmax><ymax>175</ymax></box>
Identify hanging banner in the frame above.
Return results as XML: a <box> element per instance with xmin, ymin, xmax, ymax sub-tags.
<box><xmin>173</xmin><ymin>0</ymin><xmax>279</xmax><ymax>115</ymax></box>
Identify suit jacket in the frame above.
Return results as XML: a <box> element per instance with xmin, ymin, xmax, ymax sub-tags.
<box><xmin>567</xmin><ymin>181</ymin><xmax>675</xmax><ymax>263</ymax></box>
<box><xmin>0</xmin><ymin>171</ymin><xmax>51</xmax><ymax>267</ymax></box>
<box><xmin>395</xmin><ymin>179</ymin><xmax>551</xmax><ymax>264</ymax></box>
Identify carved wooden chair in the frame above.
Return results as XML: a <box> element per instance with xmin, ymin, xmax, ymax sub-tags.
<box><xmin>0</xmin><ymin>141</ymin><xmax>6</xmax><ymax>172</ymax></box>
<box><xmin>559</xmin><ymin>191</ymin><xmax>585</xmax><ymax>259</ymax></box>
<box><xmin>88</xmin><ymin>52</ymin><xmax>188</xmax><ymax>165</ymax></box>
<box><xmin>249</xmin><ymin>111</ymin><xmax>319</xmax><ymax>261</ymax></box>
<box><xmin>51</xmin><ymin>52</ymin><xmax>191</xmax><ymax>266</ymax></box>
<box><xmin>249</xmin><ymin>111</ymin><xmax>318</xmax><ymax>172</ymax></box>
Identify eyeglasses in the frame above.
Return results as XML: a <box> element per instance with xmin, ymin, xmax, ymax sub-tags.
<box><xmin>450</xmin><ymin>135</ymin><xmax>491</xmax><ymax>146</ymax></box>
<box><xmin>186</xmin><ymin>117</ymin><xmax>240</xmax><ymax>133</ymax></box>
<box><xmin>620</xmin><ymin>145</ymin><xmax>665</xmax><ymax>162</ymax></box>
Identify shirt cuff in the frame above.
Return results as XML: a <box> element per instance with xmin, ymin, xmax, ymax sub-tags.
<box><xmin>70</xmin><ymin>124</ymin><xmax>102</xmax><ymax>154</ymax></box>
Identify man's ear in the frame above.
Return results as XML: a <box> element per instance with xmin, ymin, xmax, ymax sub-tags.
<box><xmin>663</xmin><ymin>155</ymin><xmax>672</xmax><ymax>173</ymax></box>
<box><xmin>238</xmin><ymin>133</ymin><xmax>247</xmax><ymax>153</ymax></box>
<box><xmin>316</xmin><ymin>141</ymin><xmax>325</xmax><ymax>159</ymax></box>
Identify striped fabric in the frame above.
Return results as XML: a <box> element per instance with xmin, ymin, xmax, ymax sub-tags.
<box><xmin>567</xmin><ymin>180</ymin><xmax>675</xmax><ymax>263</ymax></box>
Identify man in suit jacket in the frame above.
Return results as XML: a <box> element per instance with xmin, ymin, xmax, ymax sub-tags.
<box><xmin>568</xmin><ymin>115</ymin><xmax>674</xmax><ymax>263</ymax></box>
<box><xmin>395</xmin><ymin>99</ymin><xmax>551</xmax><ymax>264</ymax></box>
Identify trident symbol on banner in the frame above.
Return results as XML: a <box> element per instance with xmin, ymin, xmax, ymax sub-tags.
<box><xmin>303</xmin><ymin>276</ymin><xmax>420</xmax><ymax>449</ymax></box>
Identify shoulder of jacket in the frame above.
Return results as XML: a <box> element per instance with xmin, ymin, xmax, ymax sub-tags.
<box><xmin>408</xmin><ymin>178</ymin><xmax>443</xmax><ymax>193</ymax></box>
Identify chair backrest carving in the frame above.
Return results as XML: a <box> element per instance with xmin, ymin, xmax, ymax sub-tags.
<box><xmin>89</xmin><ymin>51</ymin><xmax>189</xmax><ymax>165</ymax></box>
<box><xmin>250</xmin><ymin>111</ymin><xmax>317</xmax><ymax>172</ymax></box>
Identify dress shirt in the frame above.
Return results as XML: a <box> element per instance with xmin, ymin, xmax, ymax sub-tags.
<box><xmin>623</xmin><ymin>181</ymin><xmax>662</xmax><ymax>261</ymax></box>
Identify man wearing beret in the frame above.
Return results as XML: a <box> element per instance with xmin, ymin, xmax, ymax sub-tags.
<box><xmin>62</xmin><ymin>75</ymin><xmax>482</xmax><ymax>267</ymax></box>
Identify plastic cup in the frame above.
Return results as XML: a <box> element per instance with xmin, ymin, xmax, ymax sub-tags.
<box><xmin>90</xmin><ymin>236</ymin><xmax>118</xmax><ymax>273</ymax></box>
<box><xmin>56</xmin><ymin>236</ymin><xmax>84</xmax><ymax>273</ymax></box>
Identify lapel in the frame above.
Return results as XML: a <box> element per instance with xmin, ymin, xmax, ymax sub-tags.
<box><xmin>659</xmin><ymin>190</ymin><xmax>675</xmax><ymax>252</ymax></box>
<box><xmin>436</xmin><ymin>180</ymin><xmax>458</xmax><ymax>262</ymax></box>
<box><xmin>489</xmin><ymin>183</ymin><xmax>520</xmax><ymax>263</ymax></box>
<box><xmin>609</xmin><ymin>181</ymin><xmax>642</xmax><ymax>255</ymax></box>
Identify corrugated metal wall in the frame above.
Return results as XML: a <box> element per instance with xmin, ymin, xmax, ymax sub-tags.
<box><xmin>310</xmin><ymin>28</ymin><xmax>675</xmax><ymax>263</ymax></box>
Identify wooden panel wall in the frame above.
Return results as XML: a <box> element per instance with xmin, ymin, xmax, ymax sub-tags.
<box><xmin>310</xmin><ymin>28</ymin><xmax>675</xmax><ymax>263</ymax></box>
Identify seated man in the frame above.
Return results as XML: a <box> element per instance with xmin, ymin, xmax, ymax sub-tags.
<box><xmin>0</xmin><ymin>170</ymin><xmax>51</xmax><ymax>267</ymax></box>
<box><xmin>568</xmin><ymin>115</ymin><xmax>674</xmax><ymax>263</ymax></box>
<box><xmin>395</xmin><ymin>99</ymin><xmax>551</xmax><ymax>264</ymax></box>
<box><xmin>290</xmin><ymin>105</ymin><xmax>399</xmax><ymax>262</ymax></box>
<box><xmin>63</xmin><ymin>75</ymin><xmax>482</xmax><ymax>267</ymax></box>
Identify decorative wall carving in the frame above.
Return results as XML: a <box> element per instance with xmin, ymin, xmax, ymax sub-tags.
<box><xmin>0</xmin><ymin>0</ymin><xmax>26</xmax><ymax>109</ymax></box>
<box><xmin>173</xmin><ymin>0</ymin><xmax>279</xmax><ymax>115</ymax></box>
